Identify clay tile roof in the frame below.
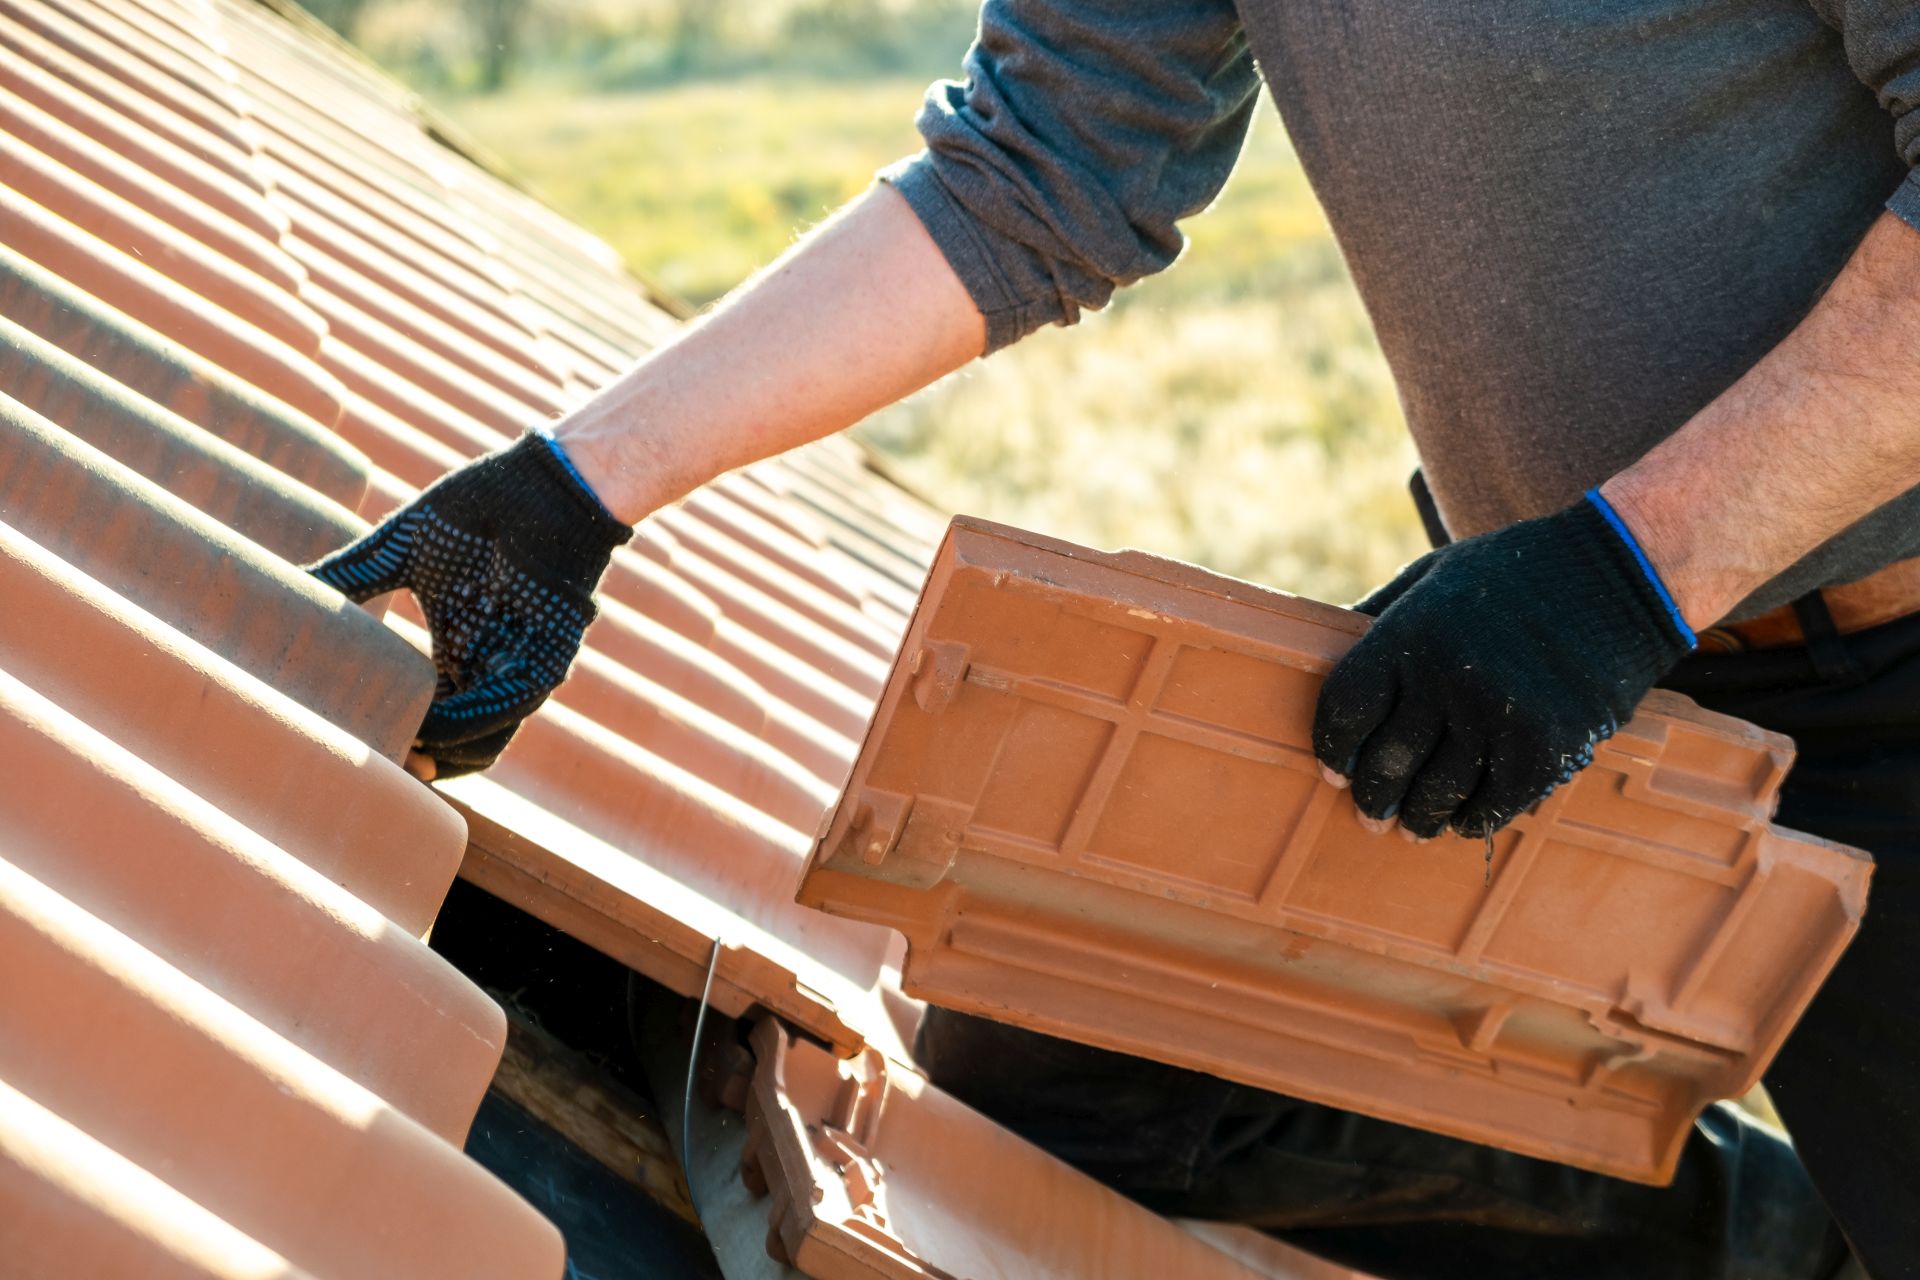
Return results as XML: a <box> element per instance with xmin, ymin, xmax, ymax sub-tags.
<box><xmin>0</xmin><ymin>0</ymin><xmax>945</xmax><ymax>1270</ymax></box>
<box><xmin>0</xmin><ymin>2</ymin><xmax>1373</xmax><ymax>1274</ymax></box>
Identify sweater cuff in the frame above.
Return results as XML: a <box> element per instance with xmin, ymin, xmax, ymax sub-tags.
<box><xmin>1888</xmin><ymin>168</ymin><xmax>1920</xmax><ymax>238</ymax></box>
<box><xmin>878</xmin><ymin>153</ymin><xmax>1064</xmax><ymax>355</ymax></box>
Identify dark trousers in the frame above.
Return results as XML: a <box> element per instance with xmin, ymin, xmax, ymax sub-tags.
<box><xmin>917</xmin><ymin>605</ymin><xmax>1920</xmax><ymax>1279</ymax></box>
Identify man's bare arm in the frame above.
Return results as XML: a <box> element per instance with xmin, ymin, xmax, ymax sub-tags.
<box><xmin>306</xmin><ymin>184</ymin><xmax>984</xmax><ymax>777</ymax></box>
<box><xmin>552</xmin><ymin>184</ymin><xmax>986</xmax><ymax>524</ymax></box>
<box><xmin>1605</xmin><ymin>212</ymin><xmax>1920</xmax><ymax>627</ymax></box>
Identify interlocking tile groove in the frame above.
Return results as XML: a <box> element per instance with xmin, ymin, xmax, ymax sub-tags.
<box><xmin>722</xmin><ymin>472</ymin><xmax>932</xmax><ymax>601</ymax></box>
<box><xmin>0</xmin><ymin>1076</ymin><xmax>319</xmax><ymax>1280</ymax></box>
<box><xmin>559</xmin><ymin>631</ymin><xmax>854</xmax><ymax>790</ymax></box>
<box><xmin>45</xmin><ymin>0</ymin><xmax>240</xmax><ymax>118</ymax></box>
<box><xmin>278</xmin><ymin>184</ymin><xmax>552</xmax><ymax>372</ymax></box>
<box><xmin>35</xmin><ymin>0</ymin><xmax>230</xmax><ymax>84</ymax></box>
<box><xmin>0</xmin><ymin>244</ymin><xmax>370</xmax><ymax>507</ymax></box>
<box><xmin>284</xmin><ymin>229</ymin><xmax>566</xmax><ymax>406</ymax></box>
<box><xmin>262</xmin><ymin>157</ymin><xmax>526</xmax><ymax>340</ymax></box>
<box><xmin>0</xmin><ymin>521</ymin><xmax>463</xmax><ymax>934</ymax></box>
<box><xmin>801</xmin><ymin>518</ymin><xmax>1873</xmax><ymax>1184</ymax></box>
<box><xmin>319</xmin><ymin>331</ymin><xmax>507</xmax><ymax>466</ymax></box>
<box><xmin>0</xmin><ymin>855</ymin><xmax>564</xmax><ymax>1279</ymax></box>
<box><xmin>0</xmin><ymin>38</ymin><xmax>286</xmax><ymax>239</ymax></box>
<box><xmin>520</xmin><ymin>634</ymin><xmax>841</xmax><ymax>831</ymax></box>
<box><xmin>328</xmin><ymin>380</ymin><xmax>470</xmax><ymax>494</ymax></box>
<box><xmin>0</xmin><ymin>2</ymin><xmax>251</xmax><ymax>156</ymax></box>
<box><xmin>231</xmin><ymin>105</ymin><xmax>505</xmax><ymax>292</ymax></box>
<box><xmin>0</xmin><ymin>394</ymin><xmax>431</xmax><ymax>760</ymax></box>
<box><xmin>750</xmin><ymin>461</ymin><xmax>941</xmax><ymax>593</ymax></box>
<box><xmin>694</xmin><ymin>482</ymin><xmax>922</xmax><ymax>619</ymax></box>
<box><xmin>0</xmin><ymin>9</ymin><xmax>250</xmax><ymax>182</ymax></box>
<box><xmin>0</xmin><ymin>183</ymin><xmax>345</xmax><ymax>426</ymax></box>
<box><xmin>597</xmin><ymin>546</ymin><xmax>872</xmax><ymax>722</ymax></box>
<box><xmin>652</xmin><ymin>505</ymin><xmax>904</xmax><ymax>658</ymax></box>
<box><xmin>631</xmin><ymin>523</ymin><xmax>894</xmax><ymax>694</ymax></box>
<box><xmin>300</xmin><ymin>274</ymin><xmax>558</xmax><ymax>433</ymax></box>
<box><xmin>264</xmin><ymin>160</ymin><xmax>561</xmax><ymax>391</ymax></box>
<box><xmin>0</xmin><ymin>126</ymin><xmax>325</xmax><ymax>355</ymax></box>
<box><xmin>0</xmin><ymin>311</ymin><xmax>361</xmax><ymax>562</ymax></box>
<box><xmin>739</xmin><ymin>1018</ymin><xmax>1288</xmax><ymax>1280</ymax></box>
<box><xmin>0</xmin><ymin>82</ymin><xmax>301</xmax><ymax>296</ymax></box>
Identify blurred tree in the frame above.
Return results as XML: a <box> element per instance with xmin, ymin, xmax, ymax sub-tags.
<box><xmin>470</xmin><ymin>0</ymin><xmax>528</xmax><ymax>90</ymax></box>
<box><xmin>305</xmin><ymin>0</ymin><xmax>373</xmax><ymax>40</ymax></box>
<box><xmin>666</xmin><ymin>0</ymin><xmax>724</xmax><ymax>75</ymax></box>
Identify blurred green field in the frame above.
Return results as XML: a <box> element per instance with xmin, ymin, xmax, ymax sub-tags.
<box><xmin>428</xmin><ymin>60</ymin><xmax>1424</xmax><ymax>603</ymax></box>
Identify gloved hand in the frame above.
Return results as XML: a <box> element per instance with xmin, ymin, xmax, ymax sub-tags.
<box><xmin>307</xmin><ymin>431</ymin><xmax>631</xmax><ymax>777</ymax></box>
<box><xmin>1313</xmin><ymin>489</ymin><xmax>1696</xmax><ymax>840</ymax></box>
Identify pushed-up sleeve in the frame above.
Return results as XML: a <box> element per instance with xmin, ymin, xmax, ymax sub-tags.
<box><xmin>1812</xmin><ymin>0</ymin><xmax>1920</xmax><ymax>227</ymax></box>
<box><xmin>882</xmin><ymin>0</ymin><xmax>1260</xmax><ymax>353</ymax></box>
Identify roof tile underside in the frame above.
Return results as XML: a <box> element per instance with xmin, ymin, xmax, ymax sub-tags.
<box><xmin>801</xmin><ymin>518</ymin><xmax>1872</xmax><ymax>1186</ymax></box>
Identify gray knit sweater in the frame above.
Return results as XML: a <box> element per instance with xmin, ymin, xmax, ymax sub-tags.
<box><xmin>882</xmin><ymin>0</ymin><xmax>1920</xmax><ymax>620</ymax></box>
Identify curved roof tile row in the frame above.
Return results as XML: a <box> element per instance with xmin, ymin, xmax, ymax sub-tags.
<box><xmin>0</xmin><ymin>1</ymin><xmax>1346</xmax><ymax>1275</ymax></box>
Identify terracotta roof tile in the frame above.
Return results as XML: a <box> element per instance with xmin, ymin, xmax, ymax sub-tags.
<box><xmin>0</xmin><ymin>0</ymin><xmax>1416</xmax><ymax>1270</ymax></box>
<box><xmin>0</xmin><ymin>670</ymin><xmax>500</xmax><ymax>1142</ymax></box>
<box><xmin>0</xmin><ymin>83</ymin><xmax>298</xmax><ymax>294</ymax></box>
<box><xmin>0</xmin><ymin>1075</ymin><xmax>320</xmax><ymax>1280</ymax></box>
<box><xmin>0</xmin><ymin>8</ymin><xmax>250</xmax><ymax>179</ymax></box>
<box><xmin>0</xmin><ymin>0</ymin><xmax>943</xmax><ymax>1264</ymax></box>
<box><xmin>801</xmin><ymin>517</ymin><xmax>1873</xmax><ymax>1185</ymax></box>
<box><xmin>285</xmin><ymin>229</ymin><xmax>564</xmax><ymax>398</ymax></box>
<box><xmin>1</xmin><ymin>313</ymin><xmax>360</xmax><ymax>560</ymax></box>
<box><xmin>0</xmin><ymin>245</ymin><xmax>368</xmax><ymax>503</ymax></box>
<box><xmin>0</xmin><ymin>854</ymin><xmax>559</xmax><ymax>1277</ymax></box>
<box><xmin>0</xmin><ymin>523</ymin><xmax>463</xmax><ymax>933</ymax></box>
<box><xmin>0</xmin><ymin>36</ymin><xmax>277</xmax><ymax>232</ymax></box>
<box><xmin>739</xmin><ymin>1018</ymin><xmax>1356</xmax><ymax>1280</ymax></box>
<box><xmin>0</xmin><ymin>189</ymin><xmax>344</xmax><ymax>423</ymax></box>
<box><xmin>0</xmin><ymin>2</ymin><xmax>255</xmax><ymax>159</ymax></box>
<box><xmin>0</xmin><ymin>395</ymin><xmax>430</xmax><ymax>757</ymax></box>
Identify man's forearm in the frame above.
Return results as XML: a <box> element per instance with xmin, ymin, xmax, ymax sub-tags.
<box><xmin>1604</xmin><ymin>212</ymin><xmax>1920</xmax><ymax>627</ymax></box>
<box><xmin>552</xmin><ymin>184</ymin><xmax>985</xmax><ymax>523</ymax></box>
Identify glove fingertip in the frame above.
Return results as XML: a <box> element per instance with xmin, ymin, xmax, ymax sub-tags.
<box><xmin>1451</xmin><ymin>796</ymin><xmax>1520</xmax><ymax>841</ymax></box>
<box><xmin>1313</xmin><ymin>658</ymin><xmax>1398</xmax><ymax>779</ymax></box>
<box><xmin>417</xmin><ymin>677</ymin><xmax>547</xmax><ymax>751</ymax></box>
<box><xmin>419</xmin><ymin>721</ymin><xmax>522</xmax><ymax>778</ymax></box>
<box><xmin>1352</xmin><ymin>553</ymin><xmax>1436</xmax><ymax>618</ymax></box>
<box><xmin>305</xmin><ymin>530</ymin><xmax>409</xmax><ymax>604</ymax></box>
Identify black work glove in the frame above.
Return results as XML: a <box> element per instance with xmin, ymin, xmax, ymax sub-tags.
<box><xmin>307</xmin><ymin>431</ymin><xmax>631</xmax><ymax>777</ymax></box>
<box><xmin>1313</xmin><ymin>491</ymin><xmax>1696</xmax><ymax>840</ymax></box>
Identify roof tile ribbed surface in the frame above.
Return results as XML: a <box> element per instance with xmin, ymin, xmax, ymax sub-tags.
<box><xmin>1</xmin><ymin>1</ymin><xmax>1367</xmax><ymax>1273</ymax></box>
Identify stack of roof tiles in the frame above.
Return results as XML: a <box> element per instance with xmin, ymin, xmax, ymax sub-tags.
<box><xmin>0</xmin><ymin>1</ymin><xmax>1351</xmax><ymax>1275</ymax></box>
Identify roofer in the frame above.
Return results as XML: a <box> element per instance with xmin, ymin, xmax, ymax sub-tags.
<box><xmin>310</xmin><ymin>2</ymin><xmax>1920</xmax><ymax>1275</ymax></box>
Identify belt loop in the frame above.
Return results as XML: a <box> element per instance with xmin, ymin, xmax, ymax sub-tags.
<box><xmin>1791</xmin><ymin>590</ymin><xmax>1865</xmax><ymax>686</ymax></box>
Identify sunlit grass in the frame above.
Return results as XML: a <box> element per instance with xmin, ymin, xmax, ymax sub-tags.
<box><xmin>433</xmin><ymin>78</ymin><xmax>1425</xmax><ymax>603</ymax></box>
